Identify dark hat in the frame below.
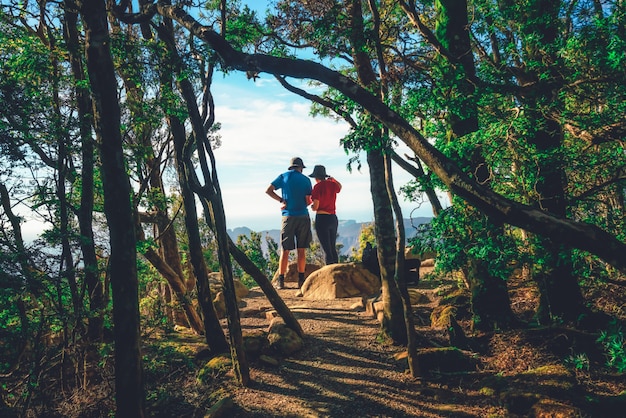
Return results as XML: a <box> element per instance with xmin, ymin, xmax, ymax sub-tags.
<box><xmin>288</xmin><ymin>157</ymin><xmax>306</xmax><ymax>169</ymax></box>
<box><xmin>309</xmin><ymin>165</ymin><xmax>329</xmax><ymax>179</ymax></box>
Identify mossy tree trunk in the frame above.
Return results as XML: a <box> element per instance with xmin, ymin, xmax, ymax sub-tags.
<box><xmin>435</xmin><ymin>0</ymin><xmax>518</xmax><ymax>330</ymax></box>
<box><xmin>512</xmin><ymin>0</ymin><xmax>585</xmax><ymax>324</ymax></box>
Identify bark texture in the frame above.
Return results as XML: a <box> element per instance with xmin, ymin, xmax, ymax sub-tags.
<box><xmin>82</xmin><ymin>1</ymin><xmax>145</xmax><ymax>415</ymax></box>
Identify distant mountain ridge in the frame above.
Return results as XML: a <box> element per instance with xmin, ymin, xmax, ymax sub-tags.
<box><xmin>227</xmin><ymin>218</ymin><xmax>432</xmax><ymax>256</ymax></box>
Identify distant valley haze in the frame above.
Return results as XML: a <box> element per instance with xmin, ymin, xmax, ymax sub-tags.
<box><xmin>227</xmin><ymin>217</ymin><xmax>432</xmax><ymax>256</ymax></box>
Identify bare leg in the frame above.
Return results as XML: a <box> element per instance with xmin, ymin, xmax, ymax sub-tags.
<box><xmin>296</xmin><ymin>248</ymin><xmax>306</xmax><ymax>273</ymax></box>
<box><xmin>279</xmin><ymin>249</ymin><xmax>290</xmax><ymax>275</ymax></box>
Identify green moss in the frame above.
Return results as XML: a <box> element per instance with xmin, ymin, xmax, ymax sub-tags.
<box><xmin>196</xmin><ymin>354</ymin><xmax>232</xmax><ymax>384</ymax></box>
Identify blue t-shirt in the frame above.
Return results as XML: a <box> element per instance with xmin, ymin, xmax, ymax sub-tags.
<box><xmin>271</xmin><ymin>170</ymin><xmax>312</xmax><ymax>216</ymax></box>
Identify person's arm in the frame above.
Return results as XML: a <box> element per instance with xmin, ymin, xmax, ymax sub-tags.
<box><xmin>311</xmin><ymin>198</ymin><xmax>319</xmax><ymax>211</ymax></box>
<box><xmin>266</xmin><ymin>184</ymin><xmax>285</xmax><ymax>205</ymax></box>
<box><xmin>329</xmin><ymin>177</ymin><xmax>342</xmax><ymax>192</ymax></box>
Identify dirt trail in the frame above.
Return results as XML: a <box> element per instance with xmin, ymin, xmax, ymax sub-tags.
<box><xmin>226</xmin><ymin>283</ymin><xmax>507</xmax><ymax>417</ymax></box>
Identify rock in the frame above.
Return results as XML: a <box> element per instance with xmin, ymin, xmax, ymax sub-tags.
<box><xmin>272</xmin><ymin>262</ymin><xmax>322</xmax><ymax>285</ymax></box>
<box><xmin>197</xmin><ymin>354</ymin><xmax>232</xmax><ymax>384</ymax></box>
<box><xmin>500</xmin><ymin>392</ymin><xmax>542</xmax><ymax>416</ymax></box>
<box><xmin>212</xmin><ymin>288</ymin><xmax>249</xmax><ymax>320</ymax></box>
<box><xmin>300</xmin><ymin>262</ymin><xmax>381</xmax><ymax>300</ymax></box>
<box><xmin>531</xmin><ymin>399</ymin><xmax>583</xmax><ymax>418</ymax></box>
<box><xmin>208</xmin><ymin>272</ymin><xmax>249</xmax><ymax>299</ymax></box>
<box><xmin>373</xmin><ymin>300</ymin><xmax>385</xmax><ymax>317</ymax></box>
<box><xmin>416</xmin><ymin>347</ymin><xmax>477</xmax><ymax>376</ymax></box>
<box><xmin>242</xmin><ymin>329</ymin><xmax>267</xmax><ymax>358</ymax></box>
<box><xmin>213</xmin><ymin>291</ymin><xmax>226</xmax><ymax>319</ymax></box>
<box><xmin>421</xmin><ymin>258</ymin><xmax>435</xmax><ymax>267</ymax></box>
<box><xmin>259</xmin><ymin>355</ymin><xmax>280</xmax><ymax>367</ymax></box>
<box><xmin>265</xmin><ymin>310</ymin><xmax>279</xmax><ymax>320</ymax></box>
<box><xmin>408</xmin><ymin>289</ymin><xmax>430</xmax><ymax>305</ymax></box>
<box><xmin>431</xmin><ymin>305</ymin><xmax>459</xmax><ymax>338</ymax></box>
<box><xmin>267</xmin><ymin>318</ymin><xmax>303</xmax><ymax>356</ymax></box>
<box><xmin>349</xmin><ymin>299</ymin><xmax>365</xmax><ymax>311</ymax></box>
<box><xmin>406</xmin><ymin>245</ymin><xmax>436</xmax><ymax>261</ymax></box>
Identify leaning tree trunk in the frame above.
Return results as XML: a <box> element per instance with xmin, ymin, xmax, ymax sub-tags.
<box><xmin>171</xmin><ymin>23</ymin><xmax>249</xmax><ymax>384</ymax></box>
<box><xmin>228</xmin><ymin>240</ymin><xmax>304</xmax><ymax>338</ymax></box>
<box><xmin>82</xmin><ymin>0</ymin><xmax>145</xmax><ymax>416</ymax></box>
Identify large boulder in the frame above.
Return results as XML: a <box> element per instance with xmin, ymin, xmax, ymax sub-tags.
<box><xmin>301</xmin><ymin>262</ymin><xmax>381</xmax><ymax>300</ymax></box>
<box><xmin>210</xmin><ymin>272</ymin><xmax>249</xmax><ymax>319</ymax></box>
<box><xmin>406</xmin><ymin>245</ymin><xmax>437</xmax><ymax>261</ymax></box>
<box><xmin>208</xmin><ymin>272</ymin><xmax>249</xmax><ymax>299</ymax></box>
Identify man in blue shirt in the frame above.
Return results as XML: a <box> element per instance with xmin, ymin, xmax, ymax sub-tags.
<box><xmin>266</xmin><ymin>157</ymin><xmax>313</xmax><ymax>289</ymax></box>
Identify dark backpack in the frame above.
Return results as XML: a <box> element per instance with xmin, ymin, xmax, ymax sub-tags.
<box><xmin>362</xmin><ymin>243</ymin><xmax>380</xmax><ymax>277</ymax></box>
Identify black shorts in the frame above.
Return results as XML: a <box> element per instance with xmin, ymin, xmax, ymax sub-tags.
<box><xmin>280</xmin><ymin>215</ymin><xmax>312</xmax><ymax>250</ymax></box>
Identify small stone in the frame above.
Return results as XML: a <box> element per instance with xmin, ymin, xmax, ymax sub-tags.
<box><xmin>259</xmin><ymin>355</ymin><xmax>280</xmax><ymax>366</ymax></box>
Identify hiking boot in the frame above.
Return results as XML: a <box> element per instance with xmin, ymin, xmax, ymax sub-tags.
<box><xmin>275</xmin><ymin>276</ymin><xmax>284</xmax><ymax>290</ymax></box>
<box><xmin>297</xmin><ymin>276</ymin><xmax>305</xmax><ymax>288</ymax></box>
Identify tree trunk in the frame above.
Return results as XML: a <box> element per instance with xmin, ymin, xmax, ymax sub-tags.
<box><xmin>391</xmin><ymin>151</ymin><xmax>443</xmax><ymax>217</ymax></box>
<box><xmin>368</xmin><ymin>149</ymin><xmax>407</xmax><ymax>344</ymax></box>
<box><xmin>63</xmin><ymin>4</ymin><xmax>104</xmax><ymax>342</ymax></box>
<box><xmin>165</xmin><ymin>19</ymin><xmax>249</xmax><ymax>383</ymax></box>
<box><xmin>343</xmin><ymin>0</ymin><xmax>406</xmax><ymax>344</ymax></box>
<box><xmin>207</xmin><ymin>193</ymin><xmax>250</xmax><ymax>386</ymax></box>
<box><xmin>384</xmin><ymin>153</ymin><xmax>421</xmax><ymax>376</ymax></box>
<box><xmin>228</xmin><ymin>240</ymin><xmax>304</xmax><ymax>338</ymax></box>
<box><xmin>169</xmin><ymin>111</ymin><xmax>230</xmax><ymax>353</ymax></box>
<box><xmin>516</xmin><ymin>0</ymin><xmax>585</xmax><ymax>323</ymax></box>
<box><xmin>138</xmin><ymin>233</ymin><xmax>205</xmax><ymax>332</ymax></box>
<box><xmin>107</xmin><ymin>14</ymin><xmax>203</xmax><ymax>335</ymax></box>
<box><xmin>435</xmin><ymin>0</ymin><xmax>519</xmax><ymax>331</ymax></box>
<box><xmin>82</xmin><ymin>1</ymin><xmax>145</xmax><ymax>415</ymax></box>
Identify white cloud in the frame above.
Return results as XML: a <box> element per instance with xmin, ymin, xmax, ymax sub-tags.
<box><xmin>208</xmin><ymin>72</ymin><xmax>436</xmax><ymax>231</ymax></box>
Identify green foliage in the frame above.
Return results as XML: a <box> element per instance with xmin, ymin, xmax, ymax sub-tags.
<box><xmin>350</xmin><ymin>223</ymin><xmax>376</xmax><ymax>261</ymax></box>
<box><xmin>597</xmin><ymin>321</ymin><xmax>626</xmax><ymax>373</ymax></box>
<box><xmin>564</xmin><ymin>352</ymin><xmax>590</xmax><ymax>372</ymax></box>
<box><xmin>137</xmin><ymin>258</ymin><xmax>172</xmax><ymax>331</ymax></box>
<box><xmin>232</xmin><ymin>231</ymin><xmax>280</xmax><ymax>286</ymax></box>
<box><xmin>234</xmin><ymin>231</ymin><xmax>267</xmax><ymax>286</ymax></box>
<box><xmin>410</xmin><ymin>203</ymin><xmax>521</xmax><ymax>281</ymax></box>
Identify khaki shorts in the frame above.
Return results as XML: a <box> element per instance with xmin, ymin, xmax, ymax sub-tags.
<box><xmin>280</xmin><ymin>215</ymin><xmax>312</xmax><ymax>250</ymax></box>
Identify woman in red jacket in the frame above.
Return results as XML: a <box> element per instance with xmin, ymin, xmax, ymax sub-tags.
<box><xmin>309</xmin><ymin>165</ymin><xmax>342</xmax><ymax>265</ymax></box>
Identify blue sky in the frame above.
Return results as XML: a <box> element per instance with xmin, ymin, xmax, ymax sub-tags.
<box><xmin>209</xmin><ymin>71</ymin><xmax>441</xmax><ymax>231</ymax></box>
<box><xmin>208</xmin><ymin>1</ymin><xmax>443</xmax><ymax>231</ymax></box>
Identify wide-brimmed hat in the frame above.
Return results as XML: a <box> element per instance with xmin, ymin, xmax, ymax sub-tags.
<box><xmin>309</xmin><ymin>165</ymin><xmax>329</xmax><ymax>179</ymax></box>
<box><xmin>288</xmin><ymin>157</ymin><xmax>306</xmax><ymax>169</ymax></box>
